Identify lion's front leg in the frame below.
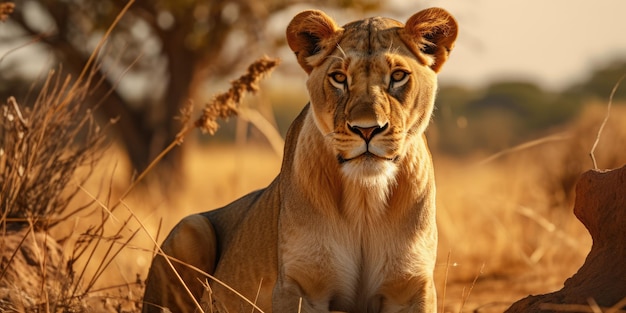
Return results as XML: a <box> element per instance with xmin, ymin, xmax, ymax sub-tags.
<box><xmin>378</xmin><ymin>276</ymin><xmax>437</xmax><ymax>313</ymax></box>
<box><xmin>142</xmin><ymin>214</ymin><xmax>218</xmax><ymax>313</ymax></box>
<box><xmin>272</xmin><ymin>274</ymin><xmax>336</xmax><ymax>313</ymax></box>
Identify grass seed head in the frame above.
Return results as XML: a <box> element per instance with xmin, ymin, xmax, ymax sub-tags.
<box><xmin>195</xmin><ymin>56</ymin><xmax>279</xmax><ymax>135</ymax></box>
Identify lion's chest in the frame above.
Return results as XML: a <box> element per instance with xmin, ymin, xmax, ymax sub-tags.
<box><xmin>324</xmin><ymin>226</ymin><xmax>393</xmax><ymax>309</ymax></box>
<box><xmin>280</xmin><ymin>207</ymin><xmax>422</xmax><ymax>311</ymax></box>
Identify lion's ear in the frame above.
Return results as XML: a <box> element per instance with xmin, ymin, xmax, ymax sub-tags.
<box><xmin>401</xmin><ymin>8</ymin><xmax>458</xmax><ymax>73</ymax></box>
<box><xmin>286</xmin><ymin>10</ymin><xmax>342</xmax><ymax>74</ymax></box>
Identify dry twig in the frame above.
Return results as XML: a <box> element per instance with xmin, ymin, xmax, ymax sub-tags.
<box><xmin>477</xmin><ymin>132</ymin><xmax>571</xmax><ymax>166</ymax></box>
<box><xmin>459</xmin><ymin>263</ymin><xmax>484</xmax><ymax>313</ymax></box>
<box><xmin>589</xmin><ymin>74</ymin><xmax>625</xmax><ymax>169</ymax></box>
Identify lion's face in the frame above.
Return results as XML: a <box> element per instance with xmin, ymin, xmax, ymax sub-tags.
<box><xmin>287</xmin><ymin>9</ymin><xmax>457</xmax><ymax>185</ymax></box>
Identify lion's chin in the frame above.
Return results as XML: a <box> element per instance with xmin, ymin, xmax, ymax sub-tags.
<box><xmin>340</xmin><ymin>155</ymin><xmax>398</xmax><ymax>189</ymax></box>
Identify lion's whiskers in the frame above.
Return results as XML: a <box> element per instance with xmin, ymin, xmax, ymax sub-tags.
<box><xmin>336</xmin><ymin>43</ymin><xmax>347</xmax><ymax>59</ymax></box>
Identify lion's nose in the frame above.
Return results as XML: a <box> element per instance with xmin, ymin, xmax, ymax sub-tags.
<box><xmin>348</xmin><ymin>122</ymin><xmax>388</xmax><ymax>142</ymax></box>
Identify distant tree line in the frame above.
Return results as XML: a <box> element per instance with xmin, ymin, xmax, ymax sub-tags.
<box><xmin>433</xmin><ymin>59</ymin><xmax>626</xmax><ymax>154</ymax></box>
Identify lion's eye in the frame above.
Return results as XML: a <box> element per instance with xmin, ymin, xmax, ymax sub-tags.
<box><xmin>329</xmin><ymin>72</ymin><xmax>348</xmax><ymax>90</ymax></box>
<box><xmin>390</xmin><ymin>70</ymin><xmax>410</xmax><ymax>89</ymax></box>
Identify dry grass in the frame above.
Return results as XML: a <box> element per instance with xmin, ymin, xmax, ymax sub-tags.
<box><xmin>0</xmin><ymin>69</ymin><xmax>121</xmax><ymax>312</ymax></box>
<box><xmin>434</xmin><ymin>102</ymin><xmax>626</xmax><ymax>312</ymax></box>
<box><xmin>0</xmin><ymin>72</ymin><xmax>110</xmax><ymax>231</ymax></box>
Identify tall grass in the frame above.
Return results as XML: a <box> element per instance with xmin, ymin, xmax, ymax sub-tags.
<box><xmin>0</xmin><ymin>72</ymin><xmax>110</xmax><ymax>230</ymax></box>
<box><xmin>0</xmin><ymin>67</ymin><xmax>118</xmax><ymax>312</ymax></box>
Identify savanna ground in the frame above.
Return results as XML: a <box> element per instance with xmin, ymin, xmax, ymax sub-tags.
<box><xmin>5</xmin><ymin>95</ymin><xmax>626</xmax><ymax>313</ymax></box>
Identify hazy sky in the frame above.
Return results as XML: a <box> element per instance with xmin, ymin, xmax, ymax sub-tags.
<box><xmin>386</xmin><ymin>0</ymin><xmax>626</xmax><ymax>90</ymax></box>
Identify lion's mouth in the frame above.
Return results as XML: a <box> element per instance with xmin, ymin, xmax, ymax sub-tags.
<box><xmin>337</xmin><ymin>152</ymin><xmax>397</xmax><ymax>164</ymax></box>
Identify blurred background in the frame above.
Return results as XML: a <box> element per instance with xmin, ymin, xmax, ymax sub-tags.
<box><xmin>2</xmin><ymin>0</ymin><xmax>625</xmax><ymax>173</ymax></box>
<box><xmin>1</xmin><ymin>0</ymin><xmax>626</xmax><ymax>311</ymax></box>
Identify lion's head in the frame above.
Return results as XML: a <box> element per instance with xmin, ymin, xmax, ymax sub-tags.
<box><xmin>286</xmin><ymin>8</ymin><xmax>457</xmax><ymax>188</ymax></box>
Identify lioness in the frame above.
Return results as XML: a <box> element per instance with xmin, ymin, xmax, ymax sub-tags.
<box><xmin>143</xmin><ymin>7</ymin><xmax>457</xmax><ymax>313</ymax></box>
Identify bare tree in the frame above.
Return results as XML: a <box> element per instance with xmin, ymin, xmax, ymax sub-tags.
<box><xmin>3</xmin><ymin>0</ymin><xmax>381</xmax><ymax>178</ymax></box>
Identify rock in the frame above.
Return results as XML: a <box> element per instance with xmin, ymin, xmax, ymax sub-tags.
<box><xmin>505</xmin><ymin>165</ymin><xmax>626</xmax><ymax>312</ymax></box>
<box><xmin>0</xmin><ymin>228</ymin><xmax>69</xmax><ymax>311</ymax></box>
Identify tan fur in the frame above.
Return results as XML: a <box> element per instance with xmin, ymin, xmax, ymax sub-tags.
<box><xmin>142</xmin><ymin>7</ymin><xmax>457</xmax><ymax>313</ymax></box>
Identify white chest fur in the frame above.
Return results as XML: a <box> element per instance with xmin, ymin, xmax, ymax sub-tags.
<box><xmin>280</xmin><ymin>180</ymin><xmax>434</xmax><ymax>311</ymax></box>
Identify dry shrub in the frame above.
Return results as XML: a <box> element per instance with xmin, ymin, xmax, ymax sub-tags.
<box><xmin>0</xmin><ymin>6</ymin><xmax>139</xmax><ymax>309</ymax></box>
<box><xmin>0</xmin><ymin>63</ymin><xmax>122</xmax><ymax>311</ymax></box>
<box><xmin>0</xmin><ymin>3</ymin><xmax>132</xmax><ymax>308</ymax></box>
<box><xmin>0</xmin><ymin>70</ymin><xmax>111</xmax><ymax>231</ymax></box>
